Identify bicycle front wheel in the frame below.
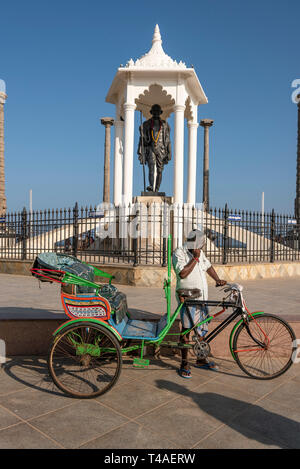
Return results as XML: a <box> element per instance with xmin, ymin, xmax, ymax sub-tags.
<box><xmin>233</xmin><ymin>313</ymin><xmax>296</xmax><ymax>380</ymax></box>
<box><xmin>48</xmin><ymin>322</ymin><xmax>122</xmax><ymax>398</ymax></box>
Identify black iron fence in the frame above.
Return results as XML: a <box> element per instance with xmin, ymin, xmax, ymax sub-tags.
<box><xmin>0</xmin><ymin>202</ymin><xmax>299</xmax><ymax>266</ymax></box>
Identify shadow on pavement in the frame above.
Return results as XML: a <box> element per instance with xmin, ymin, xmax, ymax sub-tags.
<box><xmin>2</xmin><ymin>354</ymin><xmax>182</xmax><ymax>399</ymax></box>
<box><xmin>155</xmin><ymin>379</ymin><xmax>300</xmax><ymax>448</ymax></box>
<box><xmin>2</xmin><ymin>357</ymin><xmax>71</xmax><ymax>397</ymax></box>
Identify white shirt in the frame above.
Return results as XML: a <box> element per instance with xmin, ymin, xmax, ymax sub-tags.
<box><xmin>172</xmin><ymin>245</ymin><xmax>212</xmax><ymax>301</ymax></box>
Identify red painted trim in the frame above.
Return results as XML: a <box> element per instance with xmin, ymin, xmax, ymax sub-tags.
<box><xmin>52</xmin><ymin>318</ymin><xmax>123</xmax><ymax>341</ymax></box>
<box><xmin>212</xmin><ymin>308</ymin><xmax>225</xmax><ymax>319</ymax></box>
<box><xmin>60</xmin><ymin>292</ymin><xmax>111</xmax><ymax>320</ymax></box>
<box><xmin>234</xmin><ymin>348</ymin><xmax>264</xmax><ymax>353</ymax></box>
<box><xmin>30</xmin><ymin>268</ymin><xmax>65</xmax><ymax>284</ymax></box>
<box><xmin>244</xmin><ymin>303</ymin><xmax>270</xmax><ymax>346</ymax></box>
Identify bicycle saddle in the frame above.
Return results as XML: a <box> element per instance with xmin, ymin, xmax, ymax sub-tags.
<box><xmin>176</xmin><ymin>288</ymin><xmax>202</xmax><ymax>299</ymax></box>
<box><xmin>224</xmin><ymin>283</ymin><xmax>243</xmax><ymax>292</ymax></box>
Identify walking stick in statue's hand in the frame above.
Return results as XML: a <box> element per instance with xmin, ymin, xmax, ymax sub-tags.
<box><xmin>140</xmin><ymin>111</ymin><xmax>146</xmax><ymax>193</ymax></box>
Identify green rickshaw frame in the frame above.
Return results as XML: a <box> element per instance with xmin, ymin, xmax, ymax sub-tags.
<box><xmin>48</xmin><ymin>235</ymin><xmax>297</xmax><ymax>384</ymax></box>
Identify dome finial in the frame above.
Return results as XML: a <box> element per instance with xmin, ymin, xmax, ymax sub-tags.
<box><xmin>125</xmin><ymin>24</ymin><xmax>186</xmax><ymax>69</ymax></box>
<box><xmin>152</xmin><ymin>24</ymin><xmax>162</xmax><ymax>45</ymax></box>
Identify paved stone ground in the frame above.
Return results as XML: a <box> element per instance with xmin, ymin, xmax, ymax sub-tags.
<box><xmin>0</xmin><ymin>273</ymin><xmax>300</xmax><ymax>448</ymax></box>
<box><xmin>0</xmin><ymin>355</ymin><xmax>299</xmax><ymax>449</ymax></box>
<box><xmin>0</xmin><ymin>273</ymin><xmax>300</xmax><ymax>319</ymax></box>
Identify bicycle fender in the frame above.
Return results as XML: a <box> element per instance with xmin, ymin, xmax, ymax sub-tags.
<box><xmin>229</xmin><ymin>312</ymin><xmax>264</xmax><ymax>360</ymax></box>
<box><xmin>52</xmin><ymin>318</ymin><xmax>123</xmax><ymax>342</ymax></box>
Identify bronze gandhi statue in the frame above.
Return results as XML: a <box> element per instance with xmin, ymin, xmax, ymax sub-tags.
<box><xmin>137</xmin><ymin>104</ymin><xmax>172</xmax><ymax>193</ymax></box>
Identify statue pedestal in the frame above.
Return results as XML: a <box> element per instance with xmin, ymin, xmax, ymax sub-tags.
<box><xmin>132</xmin><ymin>195</ymin><xmax>173</xmax><ymax>264</ymax></box>
<box><xmin>141</xmin><ymin>191</ymin><xmax>165</xmax><ymax>197</ymax></box>
<box><xmin>133</xmin><ymin>194</ymin><xmax>173</xmax><ymax>205</ymax></box>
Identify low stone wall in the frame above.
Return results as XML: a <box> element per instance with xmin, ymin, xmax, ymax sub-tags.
<box><xmin>2</xmin><ymin>317</ymin><xmax>300</xmax><ymax>358</ymax></box>
<box><xmin>0</xmin><ymin>260</ymin><xmax>33</xmax><ymax>276</ymax></box>
<box><xmin>1</xmin><ymin>259</ymin><xmax>300</xmax><ymax>286</ymax></box>
<box><xmin>209</xmin><ymin>261</ymin><xmax>300</xmax><ymax>284</ymax></box>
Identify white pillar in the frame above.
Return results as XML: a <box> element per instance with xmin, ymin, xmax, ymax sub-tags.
<box><xmin>123</xmin><ymin>103</ymin><xmax>136</xmax><ymax>205</ymax></box>
<box><xmin>113</xmin><ymin>120</ymin><xmax>124</xmax><ymax>206</ymax></box>
<box><xmin>187</xmin><ymin>121</ymin><xmax>199</xmax><ymax>205</ymax></box>
<box><xmin>173</xmin><ymin>104</ymin><xmax>185</xmax><ymax>204</ymax></box>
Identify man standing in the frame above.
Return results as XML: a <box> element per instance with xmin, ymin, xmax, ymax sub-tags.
<box><xmin>137</xmin><ymin>104</ymin><xmax>172</xmax><ymax>192</ymax></box>
<box><xmin>172</xmin><ymin>229</ymin><xmax>227</xmax><ymax>378</ymax></box>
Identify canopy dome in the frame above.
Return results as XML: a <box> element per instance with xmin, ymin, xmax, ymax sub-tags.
<box><xmin>126</xmin><ymin>24</ymin><xmax>186</xmax><ymax>70</ymax></box>
<box><xmin>106</xmin><ymin>25</ymin><xmax>208</xmax><ymax>110</ymax></box>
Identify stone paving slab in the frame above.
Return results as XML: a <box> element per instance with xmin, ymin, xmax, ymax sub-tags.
<box><xmin>194</xmin><ymin>425</ymin><xmax>284</xmax><ymax>449</ymax></box>
<box><xmin>0</xmin><ymin>422</ymin><xmax>62</xmax><ymax>449</ymax></box>
<box><xmin>230</xmin><ymin>397</ymin><xmax>300</xmax><ymax>448</ymax></box>
<box><xmin>79</xmin><ymin>421</ymin><xmax>179</xmax><ymax>449</ymax></box>
<box><xmin>0</xmin><ymin>355</ymin><xmax>300</xmax><ymax>449</ymax></box>
<box><xmin>30</xmin><ymin>400</ymin><xmax>129</xmax><ymax>449</ymax></box>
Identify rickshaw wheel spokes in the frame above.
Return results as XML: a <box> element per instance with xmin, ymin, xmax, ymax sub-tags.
<box><xmin>48</xmin><ymin>322</ymin><xmax>122</xmax><ymax>398</ymax></box>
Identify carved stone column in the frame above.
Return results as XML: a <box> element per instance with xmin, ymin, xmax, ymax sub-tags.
<box><xmin>187</xmin><ymin>121</ymin><xmax>199</xmax><ymax>205</ymax></box>
<box><xmin>100</xmin><ymin>117</ymin><xmax>114</xmax><ymax>204</ymax></box>
<box><xmin>0</xmin><ymin>92</ymin><xmax>7</xmax><ymax>215</ymax></box>
<box><xmin>113</xmin><ymin>120</ymin><xmax>124</xmax><ymax>206</ymax></box>
<box><xmin>200</xmin><ymin>119</ymin><xmax>214</xmax><ymax>212</ymax></box>
<box><xmin>123</xmin><ymin>103</ymin><xmax>136</xmax><ymax>205</ymax></box>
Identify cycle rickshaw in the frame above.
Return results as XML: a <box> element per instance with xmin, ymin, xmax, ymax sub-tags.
<box><xmin>31</xmin><ymin>236</ymin><xmax>297</xmax><ymax>399</ymax></box>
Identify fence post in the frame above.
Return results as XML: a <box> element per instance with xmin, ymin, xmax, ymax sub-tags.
<box><xmin>73</xmin><ymin>202</ymin><xmax>79</xmax><ymax>257</ymax></box>
<box><xmin>162</xmin><ymin>202</ymin><xmax>168</xmax><ymax>267</ymax></box>
<box><xmin>21</xmin><ymin>207</ymin><xmax>27</xmax><ymax>260</ymax></box>
<box><xmin>133</xmin><ymin>237</ymin><xmax>138</xmax><ymax>266</ymax></box>
<box><xmin>162</xmin><ymin>238</ymin><xmax>167</xmax><ymax>267</ymax></box>
<box><xmin>270</xmin><ymin>208</ymin><xmax>275</xmax><ymax>263</ymax></box>
<box><xmin>223</xmin><ymin>203</ymin><xmax>228</xmax><ymax>265</ymax></box>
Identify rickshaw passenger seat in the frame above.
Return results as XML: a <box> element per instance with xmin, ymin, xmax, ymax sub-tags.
<box><xmin>108</xmin><ymin>312</ymin><xmax>168</xmax><ymax>340</ymax></box>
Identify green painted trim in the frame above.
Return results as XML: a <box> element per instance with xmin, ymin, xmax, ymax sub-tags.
<box><xmin>62</xmin><ymin>272</ymin><xmax>101</xmax><ymax>291</ymax></box>
<box><xmin>147</xmin><ymin>303</ymin><xmax>184</xmax><ymax>345</ymax></box>
<box><xmin>229</xmin><ymin>312</ymin><xmax>265</xmax><ymax>360</ymax></box>
<box><xmin>121</xmin><ymin>345</ymin><xmax>141</xmax><ymax>354</ymax></box>
<box><xmin>53</xmin><ymin>319</ymin><xmax>122</xmax><ymax>342</ymax></box>
<box><xmin>140</xmin><ymin>340</ymin><xmax>145</xmax><ymax>359</ymax></box>
<box><xmin>133</xmin><ymin>357</ymin><xmax>150</xmax><ymax>368</ymax></box>
<box><xmin>162</xmin><ymin>235</ymin><xmax>172</xmax><ymax>324</ymax></box>
<box><xmin>80</xmin><ymin>261</ymin><xmax>114</xmax><ymax>284</ymax></box>
<box><xmin>167</xmin><ymin>234</ymin><xmax>171</xmax><ymax>322</ymax></box>
<box><xmin>181</xmin><ymin>315</ymin><xmax>214</xmax><ymax>336</ymax></box>
<box><xmin>92</xmin><ymin>266</ymin><xmax>115</xmax><ymax>284</ymax></box>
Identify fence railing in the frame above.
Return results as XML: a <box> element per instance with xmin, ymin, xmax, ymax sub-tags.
<box><xmin>0</xmin><ymin>202</ymin><xmax>299</xmax><ymax>266</ymax></box>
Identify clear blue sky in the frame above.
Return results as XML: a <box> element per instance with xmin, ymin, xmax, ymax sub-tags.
<box><xmin>1</xmin><ymin>0</ymin><xmax>299</xmax><ymax>214</ymax></box>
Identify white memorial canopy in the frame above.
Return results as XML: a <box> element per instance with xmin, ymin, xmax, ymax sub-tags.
<box><xmin>106</xmin><ymin>25</ymin><xmax>208</xmax><ymax>205</ymax></box>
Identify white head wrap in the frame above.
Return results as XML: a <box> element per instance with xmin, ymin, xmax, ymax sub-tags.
<box><xmin>185</xmin><ymin>229</ymin><xmax>206</xmax><ymax>250</ymax></box>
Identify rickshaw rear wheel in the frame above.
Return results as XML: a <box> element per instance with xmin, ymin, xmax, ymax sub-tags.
<box><xmin>48</xmin><ymin>322</ymin><xmax>122</xmax><ymax>398</ymax></box>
